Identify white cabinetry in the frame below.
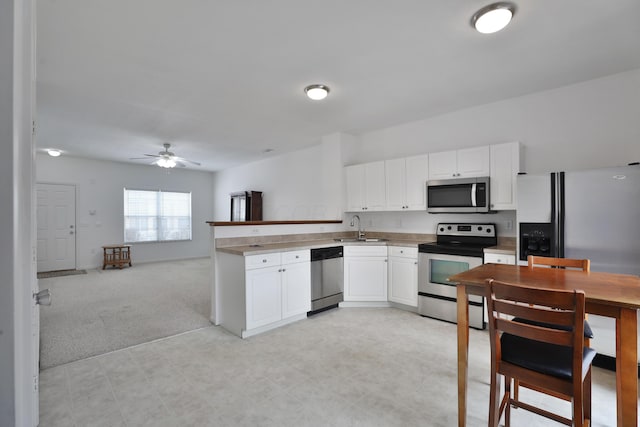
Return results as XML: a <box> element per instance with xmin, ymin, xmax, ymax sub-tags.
<box><xmin>484</xmin><ymin>252</ymin><xmax>516</xmax><ymax>265</ymax></box>
<box><xmin>345</xmin><ymin>161</ymin><xmax>386</xmax><ymax>211</ymax></box>
<box><xmin>220</xmin><ymin>249</ymin><xmax>310</xmax><ymax>337</ymax></box>
<box><xmin>385</xmin><ymin>154</ymin><xmax>429</xmax><ymax>211</ymax></box>
<box><xmin>246</xmin><ymin>264</ymin><xmax>282</xmax><ymax>329</ymax></box>
<box><xmin>428</xmin><ymin>146</ymin><xmax>490</xmax><ymax>180</ymax></box>
<box><xmin>490</xmin><ymin>142</ymin><xmax>521</xmax><ymax>210</ymax></box>
<box><xmin>388</xmin><ymin>246</ymin><xmax>418</xmax><ymax>307</ymax></box>
<box><xmin>344</xmin><ymin>246</ymin><xmax>387</xmax><ymax>301</ymax></box>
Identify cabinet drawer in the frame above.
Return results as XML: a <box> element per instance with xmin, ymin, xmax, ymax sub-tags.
<box><xmin>281</xmin><ymin>249</ymin><xmax>310</xmax><ymax>264</ymax></box>
<box><xmin>388</xmin><ymin>246</ymin><xmax>417</xmax><ymax>259</ymax></box>
<box><xmin>484</xmin><ymin>253</ymin><xmax>516</xmax><ymax>265</ymax></box>
<box><xmin>245</xmin><ymin>252</ymin><xmax>281</xmax><ymax>270</ymax></box>
<box><xmin>344</xmin><ymin>245</ymin><xmax>387</xmax><ymax>257</ymax></box>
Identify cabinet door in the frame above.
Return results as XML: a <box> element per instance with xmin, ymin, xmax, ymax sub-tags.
<box><xmin>385</xmin><ymin>158</ymin><xmax>406</xmax><ymax>211</ymax></box>
<box><xmin>345</xmin><ymin>164</ymin><xmax>366</xmax><ymax>211</ymax></box>
<box><xmin>490</xmin><ymin>142</ymin><xmax>520</xmax><ymax>210</ymax></box>
<box><xmin>404</xmin><ymin>154</ymin><xmax>428</xmax><ymax>210</ymax></box>
<box><xmin>365</xmin><ymin>161</ymin><xmax>386</xmax><ymax>211</ymax></box>
<box><xmin>344</xmin><ymin>257</ymin><xmax>388</xmax><ymax>301</ymax></box>
<box><xmin>457</xmin><ymin>146</ymin><xmax>490</xmax><ymax>178</ymax></box>
<box><xmin>388</xmin><ymin>256</ymin><xmax>418</xmax><ymax>307</ymax></box>
<box><xmin>428</xmin><ymin>150</ymin><xmax>458</xmax><ymax>180</ymax></box>
<box><xmin>246</xmin><ymin>266</ymin><xmax>282</xmax><ymax>330</ymax></box>
<box><xmin>281</xmin><ymin>261</ymin><xmax>311</xmax><ymax>319</ymax></box>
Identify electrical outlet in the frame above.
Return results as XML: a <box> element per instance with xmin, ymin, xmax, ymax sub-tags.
<box><xmin>251</xmin><ymin>228</ymin><xmax>260</xmax><ymax>234</ymax></box>
<box><xmin>506</xmin><ymin>220</ymin><xmax>513</xmax><ymax>230</ymax></box>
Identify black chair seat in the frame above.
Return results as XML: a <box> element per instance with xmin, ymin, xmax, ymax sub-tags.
<box><xmin>501</xmin><ymin>334</ymin><xmax>597</xmax><ymax>380</ymax></box>
<box><xmin>512</xmin><ymin>317</ymin><xmax>594</xmax><ymax>339</ymax></box>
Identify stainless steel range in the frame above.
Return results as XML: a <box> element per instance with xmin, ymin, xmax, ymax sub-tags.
<box><xmin>418</xmin><ymin>223</ymin><xmax>497</xmax><ymax>330</ymax></box>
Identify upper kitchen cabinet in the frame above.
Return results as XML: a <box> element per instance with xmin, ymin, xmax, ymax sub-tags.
<box><xmin>345</xmin><ymin>161</ymin><xmax>386</xmax><ymax>211</ymax></box>
<box><xmin>489</xmin><ymin>142</ymin><xmax>522</xmax><ymax>210</ymax></box>
<box><xmin>428</xmin><ymin>146</ymin><xmax>490</xmax><ymax>180</ymax></box>
<box><xmin>385</xmin><ymin>154</ymin><xmax>429</xmax><ymax>211</ymax></box>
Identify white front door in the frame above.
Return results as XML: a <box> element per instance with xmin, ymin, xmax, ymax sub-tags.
<box><xmin>36</xmin><ymin>183</ymin><xmax>76</xmax><ymax>272</ymax></box>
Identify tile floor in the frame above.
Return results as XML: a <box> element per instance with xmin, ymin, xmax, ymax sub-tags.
<box><xmin>39</xmin><ymin>308</ymin><xmax>622</xmax><ymax>426</ymax></box>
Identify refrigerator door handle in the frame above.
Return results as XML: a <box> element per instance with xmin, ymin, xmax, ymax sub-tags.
<box><xmin>471</xmin><ymin>183</ymin><xmax>477</xmax><ymax>207</ymax></box>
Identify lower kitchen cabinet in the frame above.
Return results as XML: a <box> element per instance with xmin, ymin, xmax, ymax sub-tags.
<box><xmin>281</xmin><ymin>260</ymin><xmax>312</xmax><ymax>318</ymax></box>
<box><xmin>388</xmin><ymin>246</ymin><xmax>418</xmax><ymax>307</ymax></box>
<box><xmin>246</xmin><ymin>265</ymin><xmax>282</xmax><ymax>330</ymax></box>
<box><xmin>344</xmin><ymin>246</ymin><xmax>388</xmax><ymax>301</ymax></box>
<box><xmin>484</xmin><ymin>252</ymin><xmax>516</xmax><ymax>265</ymax></box>
<box><xmin>217</xmin><ymin>249</ymin><xmax>310</xmax><ymax>337</ymax></box>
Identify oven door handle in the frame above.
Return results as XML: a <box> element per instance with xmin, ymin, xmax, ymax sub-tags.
<box><xmin>471</xmin><ymin>183</ymin><xmax>477</xmax><ymax>207</ymax></box>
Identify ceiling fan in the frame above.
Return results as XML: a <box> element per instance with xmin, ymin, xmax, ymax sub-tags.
<box><xmin>130</xmin><ymin>143</ymin><xmax>201</xmax><ymax>168</ymax></box>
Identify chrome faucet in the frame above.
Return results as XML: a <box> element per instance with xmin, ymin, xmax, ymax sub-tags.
<box><xmin>350</xmin><ymin>215</ymin><xmax>365</xmax><ymax>240</ymax></box>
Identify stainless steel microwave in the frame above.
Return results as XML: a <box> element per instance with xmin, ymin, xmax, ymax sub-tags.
<box><xmin>427</xmin><ymin>177</ymin><xmax>491</xmax><ymax>213</ymax></box>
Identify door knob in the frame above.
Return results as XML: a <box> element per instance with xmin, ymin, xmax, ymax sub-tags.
<box><xmin>34</xmin><ymin>289</ymin><xmax>52</xmax><ymax>306</ymax></box>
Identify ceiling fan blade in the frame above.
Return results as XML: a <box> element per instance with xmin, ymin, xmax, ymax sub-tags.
<box><xmin>173</xmin><ymin>156</ymin><xmax>201</xmax><ymax>166</ymax></box>
<box><xmin>144</xmin><ymin>154</ymin><xmax>161</xmax><ymax>158</ymax></box>
<box><xmin>129</xmin><ymin>157</ymin><xmax>151</xmax><ymax>160</ymax></box>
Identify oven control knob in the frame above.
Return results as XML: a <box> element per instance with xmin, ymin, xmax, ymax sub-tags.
<box><xmin>447</xmin><ymin>226</ymin><xmax>452</xmax><ymax>230</ymax></box>
<box><xmin>487</xmin><ymin>228</ymin><xmax>492</xmax><ymax>233</ymax></box>
<box><xmin>477</xmin><ymin>226</ymin><xmax>483</xmax><ymax>231</ymax></box>
<box><xmin>439</xmin><ymin>227</ymin><xmax>444</xmax><ymax>232</ymax></box>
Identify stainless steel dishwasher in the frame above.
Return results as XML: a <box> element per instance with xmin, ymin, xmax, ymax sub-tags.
<box><xmin>308</xmin><ymin>246</ymin><xmax>344</xmax><ymax>315</ymax></box>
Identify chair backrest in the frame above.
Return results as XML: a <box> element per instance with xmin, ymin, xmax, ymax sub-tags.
<box><xmin>486</xmin><ymin>279</ymin><xmax>586</xmax><ymax>371</ymax></box>
<box><xmin>528</xmin><ymin>255</ymin><xmax>590</xmax><ymax>272</ymax></box>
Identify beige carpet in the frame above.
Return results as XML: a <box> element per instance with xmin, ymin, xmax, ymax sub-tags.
<box><xmin>37</xmin><ymin>257</ymin><xmax>211</xmax><ymax>369</ymax></box>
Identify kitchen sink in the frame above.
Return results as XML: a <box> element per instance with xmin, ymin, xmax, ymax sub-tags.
<box><xmin>333</xmin><ymin>238</ymin><xmax>388</xmax><ymax>243</ymax></box>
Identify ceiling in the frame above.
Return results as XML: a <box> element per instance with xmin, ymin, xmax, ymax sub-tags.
<box><xmin>36</xmin><ymin>0</ymin><xmax>640</xmax><ymax>172</ymax></box>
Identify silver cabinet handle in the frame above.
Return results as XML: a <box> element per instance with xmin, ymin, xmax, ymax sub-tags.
<box><xmin>34</xmin><ymin>289</ymin><xmax>52</xmax><ymax>306</ymax></box>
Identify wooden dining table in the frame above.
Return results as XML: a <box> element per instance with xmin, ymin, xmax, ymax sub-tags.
<box><xmin>449</xmin><ymin>263</ymin><xmax>640</xmax><ymax>427</ymax></box>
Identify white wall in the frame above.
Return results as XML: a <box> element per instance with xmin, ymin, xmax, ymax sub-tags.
<box><xmin>211</xmin><ymin>71</ymin><xmax>639</xmax><ymax>237</ymax></box>
<box><xmin>36</xmin><ymin>154</ymin><xmax>214</xmax><ymax>269</ymax></box>
<box><xmin>211</xmin><ymin>133</ymin><xmax>348</xmax><ymax>221</ymax></box>
<box><xmin>348</xmin><ymin>69</ymin><xmax>640</xmax><ymax>172</ymax></box>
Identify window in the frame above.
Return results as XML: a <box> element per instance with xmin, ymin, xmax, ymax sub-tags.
<box><xmin>124</xmin><ymin>189</ymin><xmax>192</xmax><ymax>243</ymax></box>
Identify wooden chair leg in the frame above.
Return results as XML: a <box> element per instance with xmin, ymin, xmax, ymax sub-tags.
<box><xmin>584</xmin><ymin>367</ymin><xmax>592</xmax><ymax>423</ymax></box>
<box><xmin>488</xmin><ymin>372</ymin><xmax>501</xmax><ymax>427</ymax></box>
<box><xmin>504</xmin><ymin>376</ymin><xmax>512</xmax><ymax>427</ymax></box>
<box><xmin>573</xmin><ymin>375</ymin><xmax>584</xmax><ymax>427</ymax></box>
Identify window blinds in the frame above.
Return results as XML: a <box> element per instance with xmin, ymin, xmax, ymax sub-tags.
<box><xmin>124</xmin><ymin>189</ymin><xmax>192</xmax><ymax>243</ymax></box>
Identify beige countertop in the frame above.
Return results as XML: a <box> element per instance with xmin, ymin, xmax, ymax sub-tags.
<box><xmin>484</xmin><ymin>244</ymin><xmax>517</xmax><ymax>255</ymax></box>
<box><xmin>216</xmin><ymin>237</ymin><xmax>431</xmax><ymax>256</ymax></box>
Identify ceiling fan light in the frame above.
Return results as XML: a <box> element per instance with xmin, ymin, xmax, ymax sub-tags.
<box><xmin>47</xmin><ymin>149</ymin><xmax>61</xmax><ymax>157</ymax></box>
<box><xmin>471</xmin><ymin>2</ymin><xmax>515</xmax><ymax>34</ymax></box>
<box><xmin>304</xmin><ymin>84</ymin><xmax>330</xmax><ymax>101</ymax></box>
<box><xmin>157</xmin><ymin>157</ymin><xmax>176</xmax><ymax>168</ymax></box>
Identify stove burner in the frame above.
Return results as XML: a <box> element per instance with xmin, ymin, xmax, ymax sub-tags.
<box><xmin>418</xmin><ymin>222</ymin><xmax>498</xmax><ymax>257</ymax></box>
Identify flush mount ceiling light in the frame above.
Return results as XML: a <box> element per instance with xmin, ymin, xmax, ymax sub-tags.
<box><xmin>471</xmin><ymin>2</ymin><xmax>516</xmax><ymax>34</ymax></box>
<box><xmin>47</xmin><ymin>149</ymin><xmax>61</xmax><ymax>157</ymax></box>
<box><xmin>304</xmin><ymin>84</ymin><xmax>330</xmax><ymax>101</ymax></box>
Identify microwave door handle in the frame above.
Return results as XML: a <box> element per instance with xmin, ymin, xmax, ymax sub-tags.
<box><xmin>471</xmin><ymin>183</ymin><xmax>477</xmax><ymax>207</ymax></box>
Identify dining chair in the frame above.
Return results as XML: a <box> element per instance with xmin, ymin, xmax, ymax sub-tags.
<box><xmin>518</xmin><ymin>256</ymin><xmax>594</xmax><ymax>403</ymax></box>
<box><xmin>486</xmin><ymin>279</ymin><xmax>596</xmax><ymax>427</ymax></box>
<box><xmin>527</xmin><ymin>255</ymin><xmax>590</xmax><ymax>272</ymax></box>
<box><xmin>526</xmin><ymin>255</ymin><xmax>594</xmax><ymax>344</ymax></box>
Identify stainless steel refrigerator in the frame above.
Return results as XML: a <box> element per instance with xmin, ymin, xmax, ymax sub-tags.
<box><xmin>516</xmin><ymin>164</ymin><xmax>640</xmax><ymax>361</ymax></box>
